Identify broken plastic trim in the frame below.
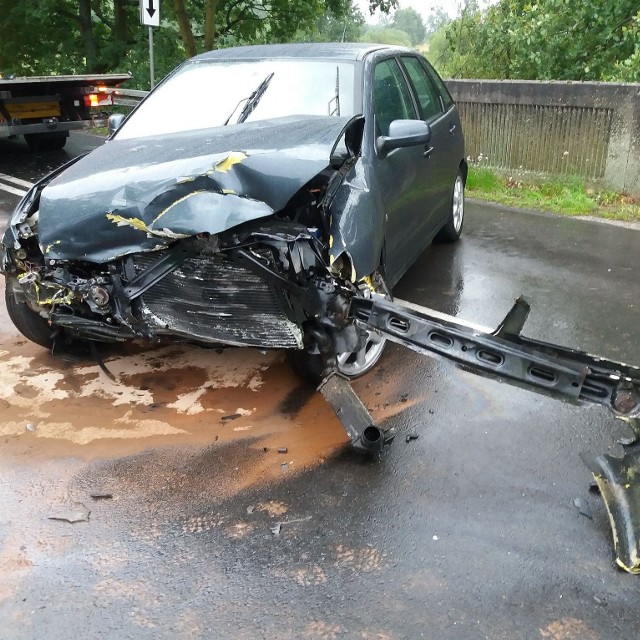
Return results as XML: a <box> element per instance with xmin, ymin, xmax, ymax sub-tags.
<box><xmin>583</xmin><ymin>442</ymin><xmax>640</xmax><ymax>574</ymax></box>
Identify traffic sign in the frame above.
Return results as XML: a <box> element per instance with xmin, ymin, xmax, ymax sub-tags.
<box><xmin>140</xmin><ymin>0</ymin><xmax>160</xmax><ymax>27</ymax></box>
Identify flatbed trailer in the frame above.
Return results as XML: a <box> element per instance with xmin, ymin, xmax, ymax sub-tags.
<box><xmin>0</xmin><ymin>73</ymin><xmax>130</xmax><ymax>151</ymax></box>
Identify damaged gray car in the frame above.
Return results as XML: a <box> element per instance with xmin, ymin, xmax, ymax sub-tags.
<box><xmin>3</xmin><ymin>44</ymin><xmax>640</xmax><ymax>573</ymax></box>
<box><xmin>1</xmin><ymin>43</ymin><xmax>466</xmax><ymax>380</ymax></box>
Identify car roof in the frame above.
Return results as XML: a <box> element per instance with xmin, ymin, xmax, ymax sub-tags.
<box><xmin>193</xmin><ymin>43</ymin><xmax>416</xmax><ymax>63</ymax></box>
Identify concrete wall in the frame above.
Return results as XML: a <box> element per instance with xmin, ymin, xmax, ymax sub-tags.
<box><xmin>446</xmin><ymin>80</ymin><xmax>640</xmax><ymax>195</ymax></box>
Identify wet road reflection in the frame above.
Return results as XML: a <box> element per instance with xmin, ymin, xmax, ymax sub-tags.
<box><xmin>0</xmin><ymin>158</ymin><xmax>639</xmax><ymax>637</ymax></box>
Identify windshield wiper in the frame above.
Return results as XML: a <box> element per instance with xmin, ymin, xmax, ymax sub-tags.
<box><xmin>225</xmin><ymin>72</ymin><xmax>274</xmax><ymax>126</ymax></box>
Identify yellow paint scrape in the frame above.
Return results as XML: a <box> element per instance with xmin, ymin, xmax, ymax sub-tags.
<box><xmin>214</xmin><ymin>151</ymin><xmax>247</xmax><ymax>173</ymax></box>
<box><xmin>106</xmin><ymin>212</ymin><xmax>188</xmax><ymax>240</ymax></box>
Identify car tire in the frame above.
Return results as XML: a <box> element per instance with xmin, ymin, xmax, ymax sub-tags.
<box><xmin>5</xmin><ymin>281</ymin><xmax>57</xmax><ymax>348</ymax></box>
<box><xmin>435</xmin><ymin>170</ymin><xmax>465</xmax><ymax>243</ymax></box>
<box><xmin>24</xmin><ymin>132</ymin><xmax>67</xmax><ymax>152</ymax></box>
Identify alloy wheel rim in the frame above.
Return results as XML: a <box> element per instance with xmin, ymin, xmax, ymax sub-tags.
<box><xmin>337</xmin><ymin>330</ymin><xmax>386</xmax><ymax>377</ymax></box>
<box><xmin>453</xmin><ymin>176</ymin><xmax>464</xmax><ymax>233</ymax></box>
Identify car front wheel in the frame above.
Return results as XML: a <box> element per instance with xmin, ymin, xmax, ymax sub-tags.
<box><xmin>287</xmin><ymin>272</ymin><xmax>389</xmax><ymax>383</ymax></box>
<box><xmin>5</xmin><ymin>279</ymin><xmax>56</xmax><ymax>348</ymax></box>
<box><xmin>435</xmin><ymin>170</ymin><xmax>464</xmax><ymax>243</ymax></box>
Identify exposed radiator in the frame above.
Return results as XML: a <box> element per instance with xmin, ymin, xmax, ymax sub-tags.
<box><xmin>132</xmin><ymin>251</ymin><xmax>303</xmax><ymax>348</ymax></box>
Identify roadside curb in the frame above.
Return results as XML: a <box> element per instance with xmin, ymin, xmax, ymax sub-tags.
<box><xmin>467</xmin><ymin>197</ymin><xmax>640</xmax><ymax>231</ymax></box>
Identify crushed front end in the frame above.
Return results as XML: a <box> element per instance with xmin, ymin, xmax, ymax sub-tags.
<box><xmin>0</xmin><ymin>115</ymin><xmax>377</xmax><ymax>365</ymax></box>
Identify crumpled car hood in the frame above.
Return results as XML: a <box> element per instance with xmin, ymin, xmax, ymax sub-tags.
<box><xmin>38</xmin><ymin>115</ymin><xmax>358</xmax><ymax>262</ymax></box>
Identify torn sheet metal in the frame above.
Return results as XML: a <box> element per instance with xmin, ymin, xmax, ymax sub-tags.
<box><xmin>583</xmin><ymin>439</ymin><xmax>640</xmax><ymax>573</ymax></box>
<box><xmin>38</xmin><ymin>115</ymin><xmax>361</xmax><ymax>262</ymax></box>
<box><xmin>328</xmin><ymin>157</ymin><xmax>385</xmax><ymax>282</ymax></box>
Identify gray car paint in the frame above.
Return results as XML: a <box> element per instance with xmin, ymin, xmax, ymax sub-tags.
<box><xmin>36</xmin><ymin>115</ymin><xmax>360</xmax><ymax>262</ymax></box>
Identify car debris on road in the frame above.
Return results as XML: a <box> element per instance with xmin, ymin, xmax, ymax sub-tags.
<box><xmin>1</xmin><ymin>43</ymin><xmax>639</xmax><ymax>573</ymax></box>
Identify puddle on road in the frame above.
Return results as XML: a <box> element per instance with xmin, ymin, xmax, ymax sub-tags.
<box><xmin>0</xmin><ymin>334</ymin><xmax>423</xmax><ymax>473</ymax></box>
<box><xmin>0</xmin><ymin>336</ymin><xmax>345</xmax><ymax>469</ymax></box>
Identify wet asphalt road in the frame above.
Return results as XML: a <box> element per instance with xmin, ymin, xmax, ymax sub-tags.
<box><xmin>1</xmin><ymin>135</ymin><xmax>640</xmax><ymax>639</ymax></box>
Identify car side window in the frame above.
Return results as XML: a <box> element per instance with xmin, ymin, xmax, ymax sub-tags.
<box><xmin>373</xmin><ymin>58</ymin><xmax>417</xmax><ymax>137</ymax></box>
<box><xmin>400</xmin><ymin>57</ymin><xmax>442</xmax><ymax>122</ymax></box>
<box><xmin>422</xmin><ymin>59</ymin><xmax>454</xmax><ymax>111</ymax></box>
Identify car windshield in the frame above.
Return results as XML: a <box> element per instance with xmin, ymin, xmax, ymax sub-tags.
<box><xmin>115</xmin><ymin>59</ymin><xmax>357</xmax><ymax>140</ymax></box>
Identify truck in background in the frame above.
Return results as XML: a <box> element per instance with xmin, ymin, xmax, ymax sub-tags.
<box><xmin>0</xmin><ymin>73</ymin><xmax>130</xmax><ymax>151</ymax></box>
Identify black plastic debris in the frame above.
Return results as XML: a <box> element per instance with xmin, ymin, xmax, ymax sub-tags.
<box><xmin>583</xmin><ymin>443</ymin><xmax>640</xmax><ymax>574</ymax></box>
<box><xmin>405</xmin><ymin>433</ymin><xmax>419</xmax><ymax>443</ymax></box>
<box><xmin>221</xmin><ymin>413</ymin><xmax>242</xmax><ymax>421</ymax></box>
<box><xmin>277</xmin><ymin>447</ymin><xmax>288</xmax><ymax>454</ymax></box>
<box><xmin>90</xmin><ymin>493</ymin><xmax>113</xmax><ymax>500</ymax></box>
<box><xmin>48</xmin><ymin>502</ymin><xmax>90</xmax><ymax>523</ymax></box>
<box><xmin>572</xmin><ymin>497</ymin><xmax>593</xmax><ymax>519</ymax></box>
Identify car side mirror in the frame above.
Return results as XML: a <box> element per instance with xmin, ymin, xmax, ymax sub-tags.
<box><xmin>108</xmin><ymin>114</ymin><xmax>126</xmax><ymax>136</ymax></box>
<box><xmin>376</xmin><ymin>119</ymin><xmax>431</xmax><ymax>159</ymax></box>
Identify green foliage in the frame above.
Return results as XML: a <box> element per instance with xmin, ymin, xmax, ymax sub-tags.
<box><xmin>608</xmin><ymin>11</ymin><xmax>640</xmax><ymax>82</ymax></box>
<box><xmin>466</xmin><ymin>167</ymin><xmax>640</xmax><ymax>221</ymax></box>
<box><xmin>0</xmin><ymin>0</ymin><xmax>391</xmax><ymax>85</ymax></box>
<box><xmin>360</xmin><ymin>26</ymin><xmax>412</xmax><ymax>47</ymax></box>
<box><xmin>295</xmin><ymin>1</ymin><xmax>366</xmax><ymax>44</ymax></box>
<box><xmin>392</xmin><ymin>7</ymin><xmax>426</xmax><ymax>46</ymax></box>
<box><xmin>432</xmin><ymin>0</ymin><xmax>640</xmax><ymax>81</ymax></box>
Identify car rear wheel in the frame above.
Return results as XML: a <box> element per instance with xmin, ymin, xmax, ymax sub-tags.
<box><xmin>5</xmin><ymin>280</ymin><xmax>56</xmax><ymax>348</ymax></box>
<box><xmin>435</xmin><ymin>170</ymin><xmax>464</xmax><ymax>243</ymax></box>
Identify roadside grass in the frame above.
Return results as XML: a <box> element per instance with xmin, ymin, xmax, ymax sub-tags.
<box><xmin>466</xmin><ymin>166</ymin><xmax>640</xmax><ymax>223</ymax></box>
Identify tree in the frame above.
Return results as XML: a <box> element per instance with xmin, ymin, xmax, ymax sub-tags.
<box><xmin>0</xmin><ymin>0</ymin><xmax>140</xmax><ymax>75</ymax></box>
<box><xmin>360</xmin><ymin>26</ymin><xmax>412</xmax><ymax>47</ymax></box>
<box><xmin>425</xmin><ymin>6</ymin><xmax>450</xmax><ymax>36</ymax></box>
<box><xmin>0</xmin><ymin>0</ymin><xmax>399</xmax><ymax>84</ymax></box>
<box><xmin>392</xmin><ymin>7</ymin><xmax>426</xmax><ymax>46</ymax></box>
<box><xmin>431</xmin><ymin>0</ymin><xmax>640</xmax><ymax>81</ymax></box>
<box><xmin>297</xmin><ymin>1</ymin><xmax>366</xmax><ymax>43</ymax></box>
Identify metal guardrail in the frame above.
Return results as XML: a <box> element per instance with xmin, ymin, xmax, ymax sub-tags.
<box><xmin>110</xmin><ymin>88</ymin><xmax>149</xmax><ymax>108</ymax></box>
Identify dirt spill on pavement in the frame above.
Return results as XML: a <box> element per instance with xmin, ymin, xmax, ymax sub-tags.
<box><xmin>0</xmin><ymin>335</ymin><xmax>424</xmax><ymax>474</ymax></box>
<box><xmin>0</xmin><ymin>322</ymin><xmax>430</xmax><ymax>623</ymax></box>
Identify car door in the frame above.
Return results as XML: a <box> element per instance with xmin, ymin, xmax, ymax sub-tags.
<box><xmin>398</xmin><ymin>55</ymin><xmax>454</xmax><ymax>231</ymax></box>
<box><xmin>371</xmin><ymin>56</ymin><xmax>428</xmax><ymax>283</ymax></box>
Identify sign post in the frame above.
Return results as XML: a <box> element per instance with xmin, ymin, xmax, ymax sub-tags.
<box><xmin>140</xmin><ymin>0</ymin><xmax>160</xmax><ymax>89</ymax></box>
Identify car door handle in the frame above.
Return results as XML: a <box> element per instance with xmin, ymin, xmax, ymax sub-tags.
<box><xmin>449</xmin><ymin>123</ymin><xmax>457</xmax><ymax>134</ymax></box>
<box><xmin>424</xmin><ymin>146</ymin><xmax>434</xmax><ymax>158</ymax></box>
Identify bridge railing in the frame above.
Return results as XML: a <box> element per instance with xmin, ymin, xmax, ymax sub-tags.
<box><xmin>446</xmin><ymin>79</ymin><xmax>640</xmax><ymax>195</ymax></box>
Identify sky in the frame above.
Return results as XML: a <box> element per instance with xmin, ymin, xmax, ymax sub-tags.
<box><xmin>355</xmin><ymin>0</ymin><xmax>496</xmax><ymax>23</ymax></box>
<box><xmin>355</xmin><ymin>0</ymin><xmax>464</xmax><ymax>23</ymax></box>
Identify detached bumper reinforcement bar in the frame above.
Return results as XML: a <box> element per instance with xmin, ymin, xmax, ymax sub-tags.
<box><xmin>316</xmin><ymin>295</ymin><xmax>640</xmax><ymax>572</ymax></box>
<box><xmin>350</xmin><ymin>296</ymin><xmax>640</xmax><ymax>420</ymax></box>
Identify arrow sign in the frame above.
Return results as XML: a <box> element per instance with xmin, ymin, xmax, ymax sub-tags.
<box><xmin>140</xmin><ymin>0</ymin><xmax>160</xmax><ymax>27</ymax></box>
